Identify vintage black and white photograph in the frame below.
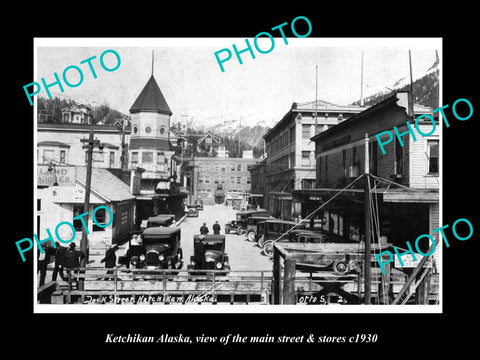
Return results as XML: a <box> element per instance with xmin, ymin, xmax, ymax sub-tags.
<box><xmin>32</xmin><ymin>37</ymin><xmax>442</xmax><ymax>312</ymax></box>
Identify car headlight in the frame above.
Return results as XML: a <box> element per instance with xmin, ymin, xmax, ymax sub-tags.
<box><xmin>159</xmin><ymin>254</ymin><xmax>165</xmax><ymax>261</ymax></box>
<box><xmin>215</xmin><ymin>262</ymin><xmax>222</xmax><ymax>269</ymax></box>
<box><xmin>139</xmin><ymin>254</ymin><xmax>145</xmax><ymax>261</ymax></box>
<box><xmin>131</xmin><ymin>258</ymin><xmax>138</xmax><ymax>265</ymax></box>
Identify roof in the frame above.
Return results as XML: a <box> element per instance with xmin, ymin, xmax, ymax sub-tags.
<box><xmin>38</xmin><ymin>122</ymin><xmax>129</xmax><ymax>134</ymax></box>
<box><xmin>262</xmin><ymin>219</ymin><xmax>298</xmax><ymax>225</ymax></box>
<box><xmin>311</xmin><ymin>91</ymin><xmax>434</xmax><ymax>142</ymax></box>
<box><xmin>129</xmin><ymin>138</ymin><xmax>173</xmax><ymax>151</ymax></box>
<box><xmin>37</xmin><ymin>141</ymin><xmax>70</xmax><ymax>148</ymax></box>
<box><xmin>129</xmin><ymin>75</ymin><xmax>172</xmax><ymax>115</ymax></box>
<box><xmin>143</xmin><ymin>226</ymin><xmax>180</xmax><ymax>236</ymax></box>
<box><xmin>75</xmin><ymin>166</ymin><xmax>135</xmax><ymax>202</ymax></box>
<box><xmin>263</xmin><ymin>101</ymin><xmax>368</xmax><ymax>140</ymax></box>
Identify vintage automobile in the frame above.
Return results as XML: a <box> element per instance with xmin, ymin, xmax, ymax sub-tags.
<box><xmin>246</xmin><ymin>216</ymin><xmax>275</xmax><ymax>242</ymax></box>
<box><xmin>146</xmin><ymin>214</ymin><xmax>175</xmax><ymax>227</ymax></box>
<box><xmin>256</xmin><ymin>219</ymin><xmax>298</xmax><ymax>248</ymax></box>
<box><xmin>187</xmin><ymin>234</ymin><xmax>230</xmax><ymax>274</ymax></box>
<box><xmin>224</xmin><ymin>209</ymin><xmax>272</xmax><ymax>235</ymax></box>
<box><xmin>120</xmin><ymin>227</ymin><xmax>183</xmax><ymax>270</ymax></box>
<box><xmin>194</xmin><ymin>199</ymin><xmax>204</xmax><ymax>211</ymax></box>
<box><xmin>186</xmin><ymin>204</ymin><xmax>199</xmax><ymax>217</ymax></box>
<box><xmin>261</xmin><ymin>229</ymin><xmax>325</xmax><ymax>257</ymax></box>
<box><xmin>261</xmin><ymin>230</ymin><xmax>360</xmax><ymax>275</ymax></box>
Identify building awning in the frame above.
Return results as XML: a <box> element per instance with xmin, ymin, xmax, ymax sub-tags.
<box><xmin>38</xmin><ymin>141</ymin><xmax>71</xmax><ymax>148</ymax></box>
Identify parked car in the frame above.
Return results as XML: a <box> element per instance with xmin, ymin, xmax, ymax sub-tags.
<box><xmin>225</xmin><ymin>209</ymin><xmax>272</xmax><ymax>235</ymax></box>
<box><xmin>246</xmin><ymin>216</ymin><xmax>275</xmax><ymax>242</ymax></box>
<box><xmin>146</xmin><ymin>214</ymin><xmax>175</xmax><ymax>228</ymax></box>
<box><xmin>194</xmin><ymin>199</ymin><xmax>204</xmax><ymax>211</ymax></box>
<box><xmin>256</xmin><ymin>219</ymin><xmax>298</xmax><ymax>248</ymax></box>
<box><xmin>187</xmin><ymin>234</ymin><xmax>230</xmax><ymax>275</ymax></box>
<box><xmin>119</xmin><ymin>227</ymin><xmax>183</xmax><ymax>270</ymax></box>
<box><xmin>186</xmin><ymin>204</ymin><xmax>199</xmax><ymax>217</ymax></box>
<box><xmin>261</xmin><ymin>230</ymin><xmax>325</xmax><ymax>257</ymax></box>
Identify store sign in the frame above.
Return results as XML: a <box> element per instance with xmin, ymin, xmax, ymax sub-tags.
<box><xmin>37</xmin><ymin>165</ymin><xmax>76</xmax><ymax>187</ymax></box>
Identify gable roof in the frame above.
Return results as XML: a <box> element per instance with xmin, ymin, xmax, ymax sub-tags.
<box><xmin>75</xmin><ymin>166</ymin><xmax>135</xmax><ymax>202</ymax></box>
<box><xmin>129</xmin><ymin>75</ymin><xmax>172</xmax><ymax>115</ymax></box>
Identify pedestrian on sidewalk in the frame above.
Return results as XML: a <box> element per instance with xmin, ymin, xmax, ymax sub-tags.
<box><xmin>64</xmin><ymin>243</ymin><xmax>85</xmax><ymax>286</ymax></box>
<box><xmin>52</xmin><ymin>242</ymin><xmax>67</xmax><ymax>282</ymax></box>
<box><xmin>101</xmin><ymin>244</ymin><xmax>118</xmax><ymax>280</ymax></box>
<box><xmin>213</xmin><ymin>220</ymin><xmax>221</xmax><ymax>235</ymax></box>
<box><xmin>200</xmin><ymin>223</ymin><xmax>209</xmax><ymax>235</ymax></box>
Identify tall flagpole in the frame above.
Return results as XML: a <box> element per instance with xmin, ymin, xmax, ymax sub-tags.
<box><xmin>409</xmin><ymin>50</ymin><xmax>414</xmax><ymax>116</ymax></box>
<box><xmin>360</xmin><ymin>51</ymin><xmax>364</xmax><ymax>106</ymax></box>
<box><xmin>315</xmin><ymin>65</ymin><xmax>318</xmax><ymax>134</ymax></box>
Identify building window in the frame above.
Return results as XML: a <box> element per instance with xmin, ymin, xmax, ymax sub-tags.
<box><xmin>230</xmin><ymin>177</ymin><xmax>235</xmax><ymax>184</ymax></box>
<box><xmin>302</xmin><ymin>124</ymin><xmax>311</xmax><ymax>139</ymax></box>
<box><xmin>237</xmin><ymin>164</ymin><xmax>242</xmax><ymax>171</ymax></box>
<box><xmin>205</xmin><ymin>178</ymin><xmax>210</xmax><ymax>184</ymax></box>
<box><xmin>342</xmin><ymin>150</ymin><xmax>347</xmax><ymax>177</ymax></box>
<box><xmin>394</xmin><ymin>141</ymin><xmax>404</xmax><ymax>175</ymax></box>
<box><xmin>325</xmin><ymin>155</ymin><xmax>328</xmax><ymax>180</ymax></box>
<box><xmin>109</xmin><ymin>151</ymin><xmax>115</xmax><ymax>168</ymax></box>
<box><xmin>290</xmin><ymin>152</ymin><xmax>295</xmax><ymax>168</ymax></box>
<box><xmin>142</xmin><ymin>151</ymin><xmax>153</xmax><ymax>164</ymax></box>
<box><xmin>93</xmin><ymin>151</ymin><xmax>104</xmax><ymax>163</ymax></box>
<box><xmin>60</xmin><ymin>150</ymin><xmax>66</xmax><ymax>164</ymax></box>
<box><xmin>133</xmin><ymin>126</ymin><xmax>138</xmax><ymax>134</ymax></box>
<box><xmin>93</xmin><ymin>207</ymin><xmax>108</xmax><ymax>231</ymax></box>
<box><xmin>247</xmin><ymin>176</ymin><xmax>251</xmax><ymax>184</ymax></box>
<box><xmin>237</xmin><ymin>177</ymin><xmax>241</xmax><ymax>184</ymax></box>
<box><xmin>131</xmin><ymin>152</ymin><xmax>138</xmax><ymax>167</ymax></box>
<box><xmin>157</xmin><ymin>152</ymin><xmax>166</xmax><ymax>171</ymax></box>
<box><xmin>230</xmin><ymin>163</ymin><xmax>235</xmax><ymax>171</ymax></box>
<box><xmin>317</xmin><ymin>157</ymin><xmax>322</xmax><ymax>182</ymax></box>
<box><xmin>145</xmin><ymin>126</ymin><xmax>152</xmax><ymax>134</ymax></box>
<box><xmin>205</xmin><ymin>137</ymin><xmax>212</xmax><ymax>144</ymax></box>
<box><xmin>43</xmin><ymin>149</ymin><xmax>55</xmax><ymax>164</ymax></box>
<box><xmin>37</xmin><ymin>199</ymin><xmax>41</xmax><ymax>211</ymax></box>
<box><xmin>301</xmin><ymin>151</ymin><xmax>311</xmax><ymax>167</ymax></box>
<box><xmin>427</xmin><ymin>140</ymin><xmax>439</xmax><ymax>174</ymax></box>
<box><xmin>159</xmin><ymin>127</ymin><xmax>165</xmax><ymax>135</ymax></box>
<box><xmin>290</xmin><ymin>126</ymin><xmax>296</xmax><ymax>143</ymax></box>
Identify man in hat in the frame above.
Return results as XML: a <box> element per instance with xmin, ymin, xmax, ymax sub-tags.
<box><xmin>52</xmin><ymin>241</ymin><xmax>67</xmax><ymax>282</ymax></box>
<box><xmin>101</xmin><ymin>244</ymin><xmax>119</xmax><ymax>280</ymax></box>
<box><xmin>64</xmin><ymin>243</ymin><xmax>85</xmax><ymax>286</ymax></box>
<box><xmin>212</xmin><ymin>220</ymin><xmax>221</xmax><ymax>235</ymax></box>
<box><xmin>200</xmin><ymin>223</ymin><xmax>209</xmax><ymax>235</ymax></box>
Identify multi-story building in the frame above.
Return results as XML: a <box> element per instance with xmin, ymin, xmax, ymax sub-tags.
<box><xmin>262</xmin><ymin>100</ymin><xmax>368</xmax><ymax>219</ymax></box>
<box><xmin>191</xmin><ymin>157</ymin><xmax>258</xmax><ymax>205</ymax></box>
<box><xmin>296</xmin><ymin>91</ymin><xmax>439</xmax><ymax>266</ymax></box>
<box><xmin>37</xmin><ymin>123</ymin><xmax>129</xmax><ymax>169</ymax></box>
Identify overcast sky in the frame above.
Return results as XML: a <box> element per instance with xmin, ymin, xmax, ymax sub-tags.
<box><xmin>35</xmin><ymin>38</ymin><xmax>441</xmax><ymax>128</ymax></box>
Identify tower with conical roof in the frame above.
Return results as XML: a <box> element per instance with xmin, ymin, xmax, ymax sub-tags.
<box><xmin>128</xmin><ymin>59</ymin><xmax>174</xmax><ymax>182</ymax></box>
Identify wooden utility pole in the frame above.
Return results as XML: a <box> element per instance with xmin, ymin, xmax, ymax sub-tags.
<box><xmin>364</xmin><ymin>133</ymin><xmax>371</xmax><ymax>304</ymax></box>
<box><xmin>314</xmin><ymin>65</ymin><xmax>318</xmax><ymax>134</ymax></box>
<box><xmin>79</xmin><ymin>128</ymin><xmax>101</xmax><ymax>290</ymax></box>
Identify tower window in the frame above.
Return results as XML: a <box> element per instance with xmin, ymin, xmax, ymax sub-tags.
<box><xmin>145</xmin><ymin>126</ymin><xmax>152</xmax><ymax>134</ymax></box>
<box><xmin>160</xmin><ymin>127</ymin><xmax>165</xmax><ymax>135</ymax></box>
<box><xmin>133</xmin><ymin>126</ymin><xmax>138</xmax><ymax>134</ymax></box>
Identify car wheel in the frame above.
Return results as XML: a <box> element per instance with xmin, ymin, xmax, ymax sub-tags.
<box><xmin>333</xmin><ymin>260</ymin><xmax>349</xmax><ymax>275</ymax></box>
<box><xmin>247</xmin><ymin>231</ymin><xmax>256</xmax><ymax>242</ymax></box>
<box><xmin>258</xmin><ymin>235</ymin><xmax>265</xmax><ymax>248</ymax></box>
<box><xmin>225</xmin><ymin>229</ymin><xmax>229</xmax><ymax>234</ymax></box>
<box><xmin>237</xmin><ymin>226</ymin><xmax>244</xmax><ymax>235</ymax></box>
<box><xmin>262</xmin><ymin>241</ymin><xmax>274</xmax><ymax>257</ymax></box>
